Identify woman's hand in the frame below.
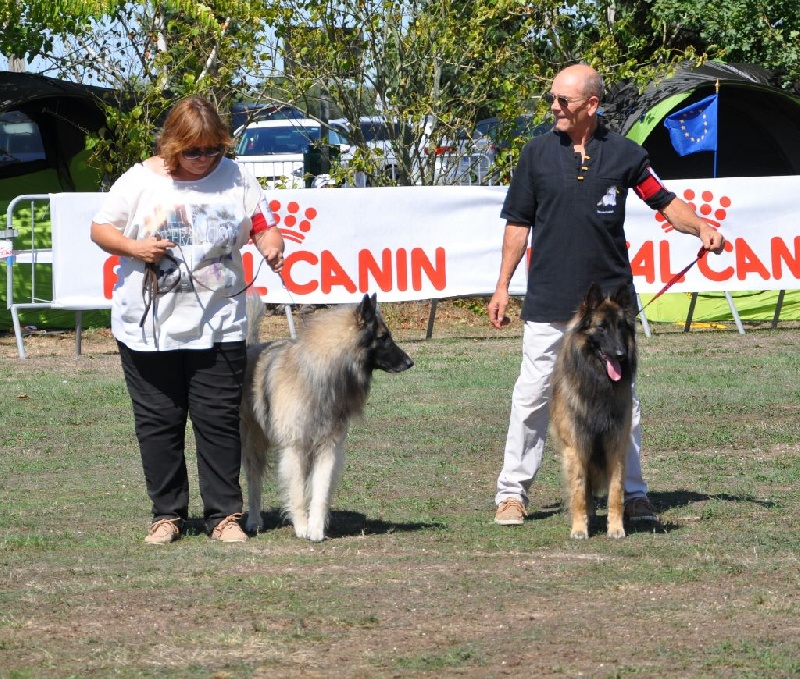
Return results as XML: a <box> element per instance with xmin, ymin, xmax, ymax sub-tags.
<box><xmin>261</xmin><ymin>247</ymin><xmax>284</xmax><ymax>274</ymax></box>
<box><xmin>91</xmin><ymin>222</ymin><xmax>175</xmax><ymax>263</ymax></box>
<box><xmin>134</xmin><ymin>236</ymin><xmax>177</xmax><ymax>264</ymax></box>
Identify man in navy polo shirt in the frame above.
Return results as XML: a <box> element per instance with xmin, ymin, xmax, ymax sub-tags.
<box><xmin>489</xmin><ymin>63</ymin><xmax>725</xmax><ymax>527</ymax></box>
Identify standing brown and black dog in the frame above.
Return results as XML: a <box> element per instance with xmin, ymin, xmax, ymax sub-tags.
<box><xmin>550</xmin><ymin>283</ymin><xmax>637</xmax><ymax>540</ymax></box>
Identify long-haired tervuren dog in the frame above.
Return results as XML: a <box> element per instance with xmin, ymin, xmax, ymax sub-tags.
<box><xmin>241</xmin><ymin>293</ymin><xmax>413</xmax><ymax>542</ymax></box>
<box><xmin>550</xmin><ymin>283</ymin><xmax>637</xmax><ymax>540</ymax></box>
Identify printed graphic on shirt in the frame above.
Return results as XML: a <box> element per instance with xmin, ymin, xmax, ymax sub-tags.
<box><xmin>596</xmin><ymin>185</ymin><xmax>619</xmax><ymax>214</ymax></box>
<box><xmin>140</xmin><ymin>201</ymin><xmax>241</xmax><ymax>292</ymax></box>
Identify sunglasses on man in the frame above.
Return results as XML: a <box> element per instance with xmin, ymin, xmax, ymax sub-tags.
<box><xmin>181</xmin><ymin>146</ymin><xmax>224</xmax><ymax>160</ymax></box>
<box><xmin>543</xmin><ymin>92</ymin><xmax>587</xmax><ymax>108</ymax></box>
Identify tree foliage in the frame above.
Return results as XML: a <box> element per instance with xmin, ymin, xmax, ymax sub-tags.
<box><xmin>2</xmin><ymin>0</ymin><xmax>279</xmax><ymax>183</ymax></box>
<box><xmin>2</xmin><ymin>0</ymin><xmax>799</xmax><ymax>184</ymax></box>
<box><xmin>646</xmin><ymin>0</ymin><xmax>800</xmax><ymax>90</ymax></box>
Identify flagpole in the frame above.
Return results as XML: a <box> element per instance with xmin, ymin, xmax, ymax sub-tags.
<box><xmin>711</xmin><ymin>78</ymin><xmax>744</xmax><ymax>332</ymax></box>
<box><xmin>714</xmin><ymin>79</ymin><xmax>720</xmax><ymax>178</ymax></box>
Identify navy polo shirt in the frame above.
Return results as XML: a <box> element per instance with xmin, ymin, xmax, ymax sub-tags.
<box><xmin>501</xmin><ymin>124</ymin><xmax>675</xmax><ymax>322</ymax></box>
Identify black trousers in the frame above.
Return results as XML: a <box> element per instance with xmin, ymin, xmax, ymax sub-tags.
<box><xmin>118</xmin><ymin>340</ymin><xmax>247</xmax><ymax>531</ymax></box>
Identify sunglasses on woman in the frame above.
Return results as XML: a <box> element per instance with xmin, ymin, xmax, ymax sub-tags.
<box><xmin>181</xmin><ymin>145</ymin><xmax>224</xmax><ymax>160</ymax></box>
<box><xmin>543</xmin><ymin>92</ymin><xmax>586</xmax><ymax>108</ymax></box>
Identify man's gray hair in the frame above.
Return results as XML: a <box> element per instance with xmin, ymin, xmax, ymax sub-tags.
<box><xmin>585</xmin><ymin>71</ymin><xmax>604</xmax><ymax>101</ymax></box>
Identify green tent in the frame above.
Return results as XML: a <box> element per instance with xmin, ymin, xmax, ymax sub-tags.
<box><xmin>603</xmin><ymin>62</ymin><xmax>800</xmax><ymax>325</ymax></box>
<box><xmin>0</xmin><ymin>72</ymin><xmax>109</xmax><ymax>330</ymax></box>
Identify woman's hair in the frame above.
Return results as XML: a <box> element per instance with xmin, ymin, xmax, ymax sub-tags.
<box><xmin>157</xmin><ymin>96</ymin><xmax>233</xmax><ymax>173</ymax></box>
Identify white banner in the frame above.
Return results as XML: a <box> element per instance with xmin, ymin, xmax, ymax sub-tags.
<box><xmin>39</xmin><ymin>176</ymin><xmax>800</xmax><ymax>308</ymax></box>
<box><xmin>626</xmin><ymin>176</ymin><xmax>800</xmax><ymax>295</ymax></box>
<box><xmin>51</xmin><ymin>192</ymin><xmax>112</xmax><ymax>309</ymax></box>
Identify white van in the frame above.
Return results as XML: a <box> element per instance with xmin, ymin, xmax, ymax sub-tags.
<box><xmin>234</xmin><ymin>118</ymin><xmax>347</xmax><ymax>188</ymax></box>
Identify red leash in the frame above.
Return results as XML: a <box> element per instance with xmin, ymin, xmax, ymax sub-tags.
<box><xmin>637</xmin><ymin>246</ymin><xmax>707</xmax><ymax>316</ymax></box>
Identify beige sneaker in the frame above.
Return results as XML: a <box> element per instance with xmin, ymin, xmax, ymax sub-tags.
<box><xmin>210</xmin><ymin>513</ymin><xmax>248</xmax><ymax>542</ymax></box>
<box><xmin>494</xmin><ymin>498</ymin><xmax>527</xmax><ymax>525</ymax></box>
<box><xmin>624</xmin><ymin>497</ymin><xmax>659</xmax><ymax>523</ymax></box>
<box><xmin>145</xmin><ymin>518</ymin><xmax>181</xmax><ymax>545</ymax></box>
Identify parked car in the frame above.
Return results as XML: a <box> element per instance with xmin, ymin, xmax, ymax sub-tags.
<box><xmin>0</xmin><ymin>111</ymin><xmax>46</xmax><ymax>165</ymax></box>
<box><xmin>230</xmin><ymin>103</ymin><xmax>306</xmax><ymax>136</ymax></box>
<box><xmin>473</xmin><ymin>114</ymin><xmax>552</xmax><ymax>156</ymax></box>
<box><xmin>329</xmin><ymin>116</ymin><xmax>412</xmax><ymax>185</ymax></box>
<box><xmin>234</xmin><ymin>118</ymin><xmax>348</xmax><ymax>188</ymax></box>
<box><xmin>457</xmin><ymin>114</ymin><xmax>552</xmax><ymax>184</ymax></box>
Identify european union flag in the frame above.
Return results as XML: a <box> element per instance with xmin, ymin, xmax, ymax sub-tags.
<box><xmin>663</xmin><ymin>94</ymin><xmax>718</xmax><ymax>156</ymax></box>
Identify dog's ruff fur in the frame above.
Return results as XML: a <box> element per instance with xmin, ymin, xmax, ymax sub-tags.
<box><xmin>550</xmin><ymin>283</ymin><xmax>637</xmax><ymax>540</ymax></box>
<box><xmin>240</xmin><ymin>293</ymin><xmax>413</xmax><ymax>542</ymax></box>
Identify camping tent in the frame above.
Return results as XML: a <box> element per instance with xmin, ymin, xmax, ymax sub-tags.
<box><xmin>603</xmin><ymin>62</ymin><xmax>800</xmax><ymax>325</ymax></box>
<box><xmin>0</xmin><ymin>72</ymin><xmax>109</xmax><ymax>329</ymax></box>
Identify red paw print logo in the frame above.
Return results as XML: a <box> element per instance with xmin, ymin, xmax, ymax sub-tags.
<box><xmin>269</xmin><ymin>199</ymin><xmax>318</xmax><ymax>244</ymax></box>
<box><xmin>656</xmin><ymin>189</ymin><xmax>730</xmax><ymax>233</ymax></box>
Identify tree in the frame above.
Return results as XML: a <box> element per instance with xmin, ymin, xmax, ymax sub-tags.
<box><xmin>646</xmin><ymin>0</ymin><xmax>800</xmax><ymax>90</ymax></box>
<box><xmin>596</xmin><ymin>0</ymin><xmax>800</xmax><ymax>90</ymax></box>
<box><xmin>256</xmin><ymin>0</ymin><xmax>718</xmax><ymax>186</ymax></box>
<box><xmin>260</xmin><ymin>0</ymin><xmax>564</xmax><ymax>186</ymax></box>
<box><xmin>1</xmin><ymin>0</ymin><xmax>281</xmax><ymax>183</ymax></box>
<box><xmin>5</xmin><ymin>0</ymin><xmax>798</xmax><ymax>185</ymax></box>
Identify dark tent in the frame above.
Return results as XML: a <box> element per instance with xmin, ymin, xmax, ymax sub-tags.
<box><xmin>602</xmin><ymin>61</ymin><xmax>800</xmax><ymax>180</ymax></box>
<box><xmin>1</xmin><ymin>72</ymin><xmax>111</xmax><ymax>330</ymax></box>
<box><xmin>0</xmin><ymin>71</ymin><xmax>108</xmax><ymax>197</ymax></box>
<box><xmin>602</xmin><ymin>62</ymin><xmax>800</xmax><ymax>324</ymax></box>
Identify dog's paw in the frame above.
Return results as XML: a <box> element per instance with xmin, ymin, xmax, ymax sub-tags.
<box><xmin>570</xmin><ymin>529</ymin><xmax>589</xmax><ymax>540</ymax></box>
<box><xmin>307</xmin><ymin>529</ymin><xmax>326</xmax><ymax>542</ymax></box>
<box><xmin>244</xmin><ymin>516</ymin><xmax>263</xmax><ymax>533</ymax></box>
<box><xmin>607</xmin><ymin>526</ymin><xmax>626</xmax><ymax>539</ymax></box>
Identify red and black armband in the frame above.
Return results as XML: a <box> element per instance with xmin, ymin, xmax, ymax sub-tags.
<box><xmin>633</xmin><ymin>167</ymin><xmax>675</xmax><ymax>209</ymax></box>
<box><xmin>250</xmin><ymin>198</ymin><xmax>277</xmax><ymax>238</ymax></box>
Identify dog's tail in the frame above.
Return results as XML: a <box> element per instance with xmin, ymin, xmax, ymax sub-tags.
<box><xmin>245</xmin><ymin>291</ymin><xmax>266</xmax><ymax>346</ymax></box>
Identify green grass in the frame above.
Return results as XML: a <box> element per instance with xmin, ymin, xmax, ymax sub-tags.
<box><xmin>1</xmin><ymin>327</ymin><xmax>799</xmax><ymax>678</ymax></box>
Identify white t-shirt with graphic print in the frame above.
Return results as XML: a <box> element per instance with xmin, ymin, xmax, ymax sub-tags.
<box><xmin>93</xmin><ymin>157</ymin><xmax>268</xmax><ymax>351</ymax></box>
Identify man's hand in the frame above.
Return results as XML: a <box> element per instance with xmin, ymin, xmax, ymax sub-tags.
<box><xmin>700</xmin><ymin>225</ymin><xmax>726</xmax><ymax>254</ymax></box>
<box><xmin>488</xmin><ymin>289</ymin><xmax>511</xmax><ymax>329</ymax></box>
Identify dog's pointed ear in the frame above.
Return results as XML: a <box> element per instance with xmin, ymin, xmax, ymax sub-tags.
<box><xmin>584</xmin><ymin>283</ymin><xmax>604</xmax><ymax>310</ymax></box>
<box><xmin>357</xmin><ymin>293</ymin><xmax>377</xmax><ymax>324</ymax></box>
<box><xmin>612</xmin><ymin>283</ymin><xmax>632</xmax><ymax>310</ymax></box>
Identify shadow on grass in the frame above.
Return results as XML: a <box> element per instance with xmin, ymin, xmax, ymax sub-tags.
<box><xmin>184</xmin><ymin>510</ymin><xmax>443</xmax><ymax>538</ymax></box>
<box><xmin>327</xmin><ymin>510</ymin><xmax>445</xmax><ymax>538</ymax></box>
<box><xmin>528</xmin><ymin>501</ymin><xmax>562</xmax><ymax>521</ymax></box>
<box><xmin>649</xmin><ymin>489</ymin><xmax>777</xmax><ymax>511</ymax></box>
<box><xmin>182</xmin><ymin>491</ymin><xmax>769</xmax><ymax>538</ymax></box>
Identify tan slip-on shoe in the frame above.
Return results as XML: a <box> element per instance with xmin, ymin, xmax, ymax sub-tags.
<box><xmin>145</xmin><ymin>518</ymin><xmax>181</xmax><ymax>545</ymax></box>
<box><xmin>210</xmin><ymin>513</ymin><xmax>248</xmax><ymax>542</ymax></box>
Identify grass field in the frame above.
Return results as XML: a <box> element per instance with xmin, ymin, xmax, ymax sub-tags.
<box><xmin>1</xmin><ymin>308</ymin><xmax>799</xmax><ymax>678</ymax></box>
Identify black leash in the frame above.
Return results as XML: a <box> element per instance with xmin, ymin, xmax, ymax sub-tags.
<box><xmin>139</xmin><ymin>251</ymin><xmax>181</xmax><ymax>349</ymax></box>
<box><xmin>139</xmin><ymin>241</ymin><xmax>297</xmax><ymax>347</ymax></box>
<box><xmin>226</xmin><ymin>255</ymin><xmax>269</xmax><ymax>298</ymax></box>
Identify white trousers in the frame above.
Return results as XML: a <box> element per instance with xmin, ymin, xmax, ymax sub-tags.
<box><xmin>495</xmin><ymin>321</ymin><xmax>648</xmax><ymax>508</ymax></box>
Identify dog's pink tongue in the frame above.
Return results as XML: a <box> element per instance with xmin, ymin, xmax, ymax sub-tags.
<box><xmin>606</xmin><ymin>356</ymin><xmax>622</xmax><ymax>382</ymax></box>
